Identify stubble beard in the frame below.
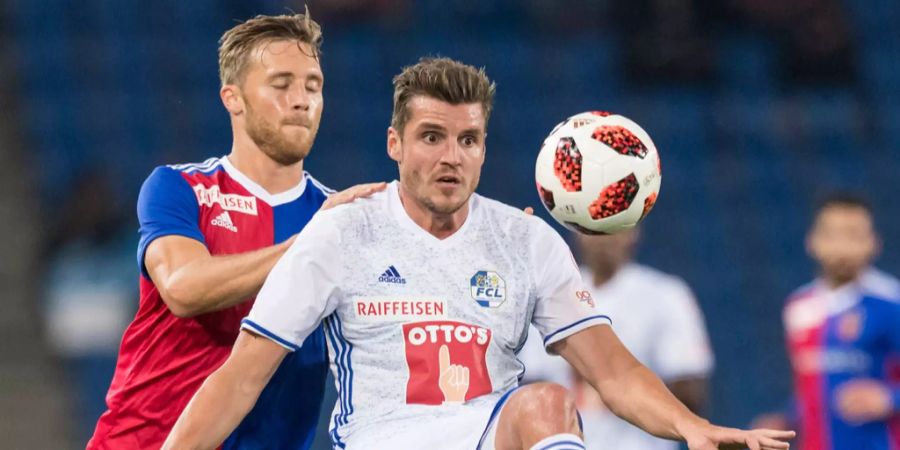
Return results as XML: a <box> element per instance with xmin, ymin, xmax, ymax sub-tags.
<box><xmin>409</xmin><ymin>169</ymin><xmax>477</xmax><ymax>216</ymax></box>
<box><xmin>244</xmin><ymin>103</ymin><xmax>315</xmax><ymax>166</ymax></box>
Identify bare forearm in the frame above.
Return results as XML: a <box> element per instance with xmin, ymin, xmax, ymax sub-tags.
<box><xmin>596</xmin><ymin>363</ymin><xmax>706</xmax><ymax>441</ymax></box>
<box><xmin>164</xmin><ymin>361</ymin><xmax>265</xmax><ymax>449</ymax></box>
<box><xmin>163</xmin><ymin>240</ymin><xmax>291</xmax><ymax>316</ymax></box>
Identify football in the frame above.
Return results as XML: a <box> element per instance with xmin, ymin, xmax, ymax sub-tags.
<box><xmin>535</xmin><ymin>111</ymin><xmax>662</xmax><ymax>234</ymax></box>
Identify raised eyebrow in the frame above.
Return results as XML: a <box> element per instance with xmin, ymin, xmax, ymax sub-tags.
<box><xmin>416</xmin><ymin>122</ymin><xmax>448</xmax><ymax>133</ymax></box>
<box><xmin>460</xmin><ymin>128</ymin><xmax>485</xmax><ymax>138</ymax></box>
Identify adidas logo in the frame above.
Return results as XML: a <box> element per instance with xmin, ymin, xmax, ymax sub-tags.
<box><xmin>378</xmin><ymin>265</ymin><xmax>406</xmax><ymax>284</ymax></box>
<box><xmin>211</xmin><ymin>211</ymin><xmax>238</xmax><ymax>232</ymax></box>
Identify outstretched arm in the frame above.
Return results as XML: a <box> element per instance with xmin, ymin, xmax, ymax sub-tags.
<box><xmin>162</xmin><ymin>330</ymin><xmax>288</xmax><ymax>450</ymax></box>
<box><xmin>554</xmin><ymin>325</ymin><xmax>795</xmax><ymax>450</ymax></box>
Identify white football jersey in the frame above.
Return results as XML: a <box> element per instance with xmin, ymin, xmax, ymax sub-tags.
<box><xmin>242</xmin><ymin>181</ymin><xmax>610</xmax><ymax>448</ymax></box>
<box><xmin>519</xmin><ymin>263</ymin><xmax>714</xmax><ymax>450</ymax></box>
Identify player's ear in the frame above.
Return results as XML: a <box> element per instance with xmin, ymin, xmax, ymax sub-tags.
<box><xmin>387</xmin><ymin>127</ymin><xmax>402</xmax><ymax>163</ymax></box>
<box><xmin>220</xmin><ymin>84</ymin><xmax>244</xmax><ymax>115</ymax></box>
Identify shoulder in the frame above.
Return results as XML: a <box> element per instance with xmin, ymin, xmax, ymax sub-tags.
<box><xmin>859</xmin><ymin>268</ymin><xmax>900</xmax><ymax>303</ymax></box>
<box><xmin>623</xmin><ymin>263</ymin><xmax>688</xmax><ymax>290</ymax></box>
<box><xmin>476</xmin><ymin>194</ymin><xmax>557</xmax><ymax>241</ymax></box>
<box><xmin>304</xmin><ymin>172</ymin><xmax>336</xmax><ymax>197</ymax></box>
<box><xmin>143</xmin><ymin>157</ymin><xmax>224</xmax><ymax>189</ymax></box>
<box><xmin>166</xmin><ymin>157</ymin><xmax>224</xmax><ymax>175</ymax></box>
<box><xmin>621</xmin><ymin>264</ymin><xmax>698</xmax><ymax>309</ymax></box>
<box><xmin>785</xmin><ymin>281</ymin><xmax>818</xmax><ymax>306</ymax></box>
<box><xmin>312</xmin><ymin>186</ymin><xmax>390</xmax><ymax>228</ymax></box>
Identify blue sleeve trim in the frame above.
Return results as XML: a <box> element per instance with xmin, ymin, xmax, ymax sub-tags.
<box><xmin>542</xmin><ymin>315</ymin><xmax>612</xmax><ymax>346</ymax></box>
<box><xmin>241</xmin><ymin>318</ymin><xmax>300</xmax><ymax>352</ymax></box>
<box><xmin>136</xmin><ymin>166</ymin><xmax>206</xmax><ymax>278</ymax></box>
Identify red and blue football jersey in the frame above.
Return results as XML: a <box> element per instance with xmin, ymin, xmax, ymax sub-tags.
<box><xmin>784</xmin><ymin>269</ymin><xmax>900</xmax><ymax>450</ymax></box>
<box><xmin>88</xmin><ymin>156</ymin><xmax>332</xmax><ymax>450</ymax></box>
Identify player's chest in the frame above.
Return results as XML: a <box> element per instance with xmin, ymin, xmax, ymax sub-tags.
<box><xmin>788</xmin><ymin>306</ymin><xmax>884</xmax><ymax>375</ymax></box>
<box><xmin>337</xmin><ymin>246</ymin><xmax>535</xmax><ymax>343</ymax></box>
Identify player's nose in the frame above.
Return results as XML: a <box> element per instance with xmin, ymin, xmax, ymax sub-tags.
<box><xmin>289</xmin><ymin>86</ymin><xmax>311</xmax><ymax>111</ymax></box>
<box><xmin>439</xmin><ymin>141</ymin><xmax>464</xmax><ymax>165</ymax></box>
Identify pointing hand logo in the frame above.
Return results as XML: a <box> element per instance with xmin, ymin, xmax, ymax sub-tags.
<box><xmin>438</xmin><ymin>344</ymin><xmax>469</xmax><ymax>403</ymax></box>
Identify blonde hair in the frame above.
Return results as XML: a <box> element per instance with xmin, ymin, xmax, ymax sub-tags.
<box><xmin>218</xmin><ymin>11</ymin><xmax>322</xmax><ymax>86</ymax></box>
<box><xmin>391</xmin><ymin>57</ymin><xmax>496</xmax><ymax>134</ymax></box>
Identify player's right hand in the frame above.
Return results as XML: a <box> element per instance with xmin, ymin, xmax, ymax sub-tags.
<box><xmin>321</xmin><ymin>182</ymin><xmax>387</xmax><ymax>210</ymax></box>
<box><xmin>681</xmin><ymin>423</ymin><xmax>795</xmax><ymax>450</ymax></box>
<box><xmin>834</xmin><ymin>378</ymin><xmax>893</xmax><ymax>423</ymax></box>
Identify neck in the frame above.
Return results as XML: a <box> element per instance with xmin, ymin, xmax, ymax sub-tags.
<box><xmin>229</xmin><ymin>130</ymin><xmax>304</xmax><ymax>195</ymax></box>
<box><xmin>397</xmin><ymin>184</ymin><xmax>469</xmax><ymax>240</ymax></box>
<box><xmin>821</xmin><ymin>271</ymin><xmax>862</xmax><ymax>290</ymax></box>
<box><xmin>591</xmin><ymin>263</ymin><xmax>624</xmax><ymax>287</ymax></box>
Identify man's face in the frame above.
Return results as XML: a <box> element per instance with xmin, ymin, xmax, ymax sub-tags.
<box><xmin>576</xmin><ymin>228</ymin><xmax>638</xmax><ymax>274</ymax></box>
<box><xmin>388</xmin><ymin>96</ymin><xmax>486</xmax><ymax>215</ymax></box>
<box><xmin>233</xmin><ymin>40</ymin><xmax>324</xmax><ymax>165</ymax></box>
<box><xmin>807</xmin><ymin>205</ymin><xmax>878</xmax><ymax>285</ymax></box>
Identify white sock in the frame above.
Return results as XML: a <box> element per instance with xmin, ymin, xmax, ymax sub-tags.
<box><xmin>527</xmin><ymin>433</ymin><xmax>585</xmax><ymax>450</ymax></box>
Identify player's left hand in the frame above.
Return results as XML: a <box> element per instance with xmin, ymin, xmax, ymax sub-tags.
<box><xmin>834</xmin><ymin>378</ymin><xmax>893</xmax><ymax>423</ymax></box>
<box><xmin>682</xmin><ymin>422</ymin><xmax>795</xmax><ymax>450</ymax></box>
<box><xmin>321</xmin><ymin>182</ymin><xmax>387</xmax><ymax>210</ymax></box>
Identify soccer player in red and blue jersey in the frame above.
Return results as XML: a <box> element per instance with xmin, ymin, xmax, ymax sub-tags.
<box><xmin>760</xmin><ymin>195</ymin><xmax>900</xmax><ymax>450</ymax></box>
<box><xmin>87</xmin><ymin>13</ymin><xmax>384</xmax><ymax>449</ymax></box>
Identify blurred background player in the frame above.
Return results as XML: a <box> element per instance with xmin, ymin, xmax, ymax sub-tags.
<box><xmin>519</xmin><ymin>227</ymin><xmax>714</xmax><ymax>449</ymax></box>
<box><xmin>754</xmin><ymin>194</ymin><xmax>900</xmax><ymax>450</ymax></box>
<box><xmin>87</xmin><ymin>12</ymin><xmax>384</xmax><ymax>449</ymax></box>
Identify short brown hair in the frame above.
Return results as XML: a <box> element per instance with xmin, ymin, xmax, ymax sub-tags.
<box><xmin>391</xmin><ymin>57</ymin><xmax>496</xmax><ymax>134</ymax></box>
<box><xmin>218</xmin><ymin>11</ymin><xmax>323</xmax><ymax>86</ymax></box>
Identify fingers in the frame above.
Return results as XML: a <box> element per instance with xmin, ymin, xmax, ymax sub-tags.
<box><xmin>755</xmin><ymin>429</ymin><xmax>796</xmax><ymax>440</ymax></box>
<box><xmin>439</xmin><ymin>344</ymin><xmax>450</xmax><ymax>373</ymax></box>
<box><xmin>747</xmin><ymin>438</ymin><xmax>761</xmax><ymax>450</ymax></box>
<box><xmin>322</xmin><ymin>182</ymin><xmax>387</xmax><ymax>208</ymax></box>
<box><xmin>753</xmin><ymin>429</ymin><xmax>794</xmax><ymax>450</ymax></box>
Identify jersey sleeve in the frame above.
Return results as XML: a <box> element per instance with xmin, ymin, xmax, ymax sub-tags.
<box><xmin>136</xmin><ymin>166</ymin><xmax>205</xmax><ymax>278</ymax></box>
<box><xmin>240</xmin><ymin>209</ymin><xmax>344</xmax><ymax>351</ymax></box>
<box><xmin>529</xmin><ymin>220</ymin><xmax>612</xmax><ymax>349</ymax></box>
<box><xmin>650</xmin><ymin>280</ymin><xmax>715</xmax><ymax>380</ymax></box>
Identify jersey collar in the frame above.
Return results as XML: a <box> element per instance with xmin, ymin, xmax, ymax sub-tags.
<box><xmin>221</xmin><ymin>156</ymin><xmax>308</xmax><ymax>206</ymax></box>
<box><xmin>386</xmin><ymin>180</ymin><xmax>479</xmax><ymax>246</ymax></box>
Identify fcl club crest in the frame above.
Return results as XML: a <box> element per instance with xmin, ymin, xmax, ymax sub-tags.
<box><xmin>470</xmin><ymin>271</ymin><xmax>506</xmax><ymax>308</ymax></box>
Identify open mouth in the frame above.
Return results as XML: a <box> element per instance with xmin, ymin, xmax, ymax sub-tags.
<box><xmin>435</xmin><ymin>175</ymin><xmax>461</xmax><ymax>186</ymax></box>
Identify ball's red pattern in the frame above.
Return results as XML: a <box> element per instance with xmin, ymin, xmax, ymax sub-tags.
<box><xmin>588</xmin><ymin>173</ymin><xmax>639</xmax><ymax>219</ymax></box>
<box><xmin>591</xmin><ymin>126</ymin><xmax>648</xmax><ymax>159</ymax></box>
<box><xmin>553</xmin><ymin>137</ymin><xmax>583</xmax><ymax>192</ymax></box>
<box><xmin>536</xmin><ymin>182</ymin><xmax>556</xmax><ymax>211</ymax></box>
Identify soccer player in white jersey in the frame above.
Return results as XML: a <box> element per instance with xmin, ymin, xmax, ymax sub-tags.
<box><xmin>519</xmin><ymin>228</ymin><xmax>715</xmax><ymax>450</ymax></box>
<box><xmin>163</xmin><ymin>57</ymin><xmax>794</xmax><ymax>450</ymax></box>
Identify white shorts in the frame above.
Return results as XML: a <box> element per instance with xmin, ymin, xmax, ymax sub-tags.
<box><xmin>339</xmin><ymin>387</ymin><xmax>521</xmax><ymax>450</ymax></box>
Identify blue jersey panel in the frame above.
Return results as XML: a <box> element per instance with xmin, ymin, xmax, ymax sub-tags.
<box><xmin>136</xmin><ymin>166</ymin><xmax>205</xmax><ymax>278</ymax></box>
<box><xmin>225</xmin><ymin>176</ymin><xmax>331</xmax><ymax>450</ymax></box>
<box><xmin>824</xmin><ymin>295</ymin><xmax>900</xmax><ymax>450</ymax></box>
<box><xmin>272</xmin><ymin>179</ymin><xmax>330</xmax><ymax>244</ymax></box>
<box><xmin>224</xmin><ymin>329</ymin><xmax>328</xmax><ymax>450</ymax></box>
